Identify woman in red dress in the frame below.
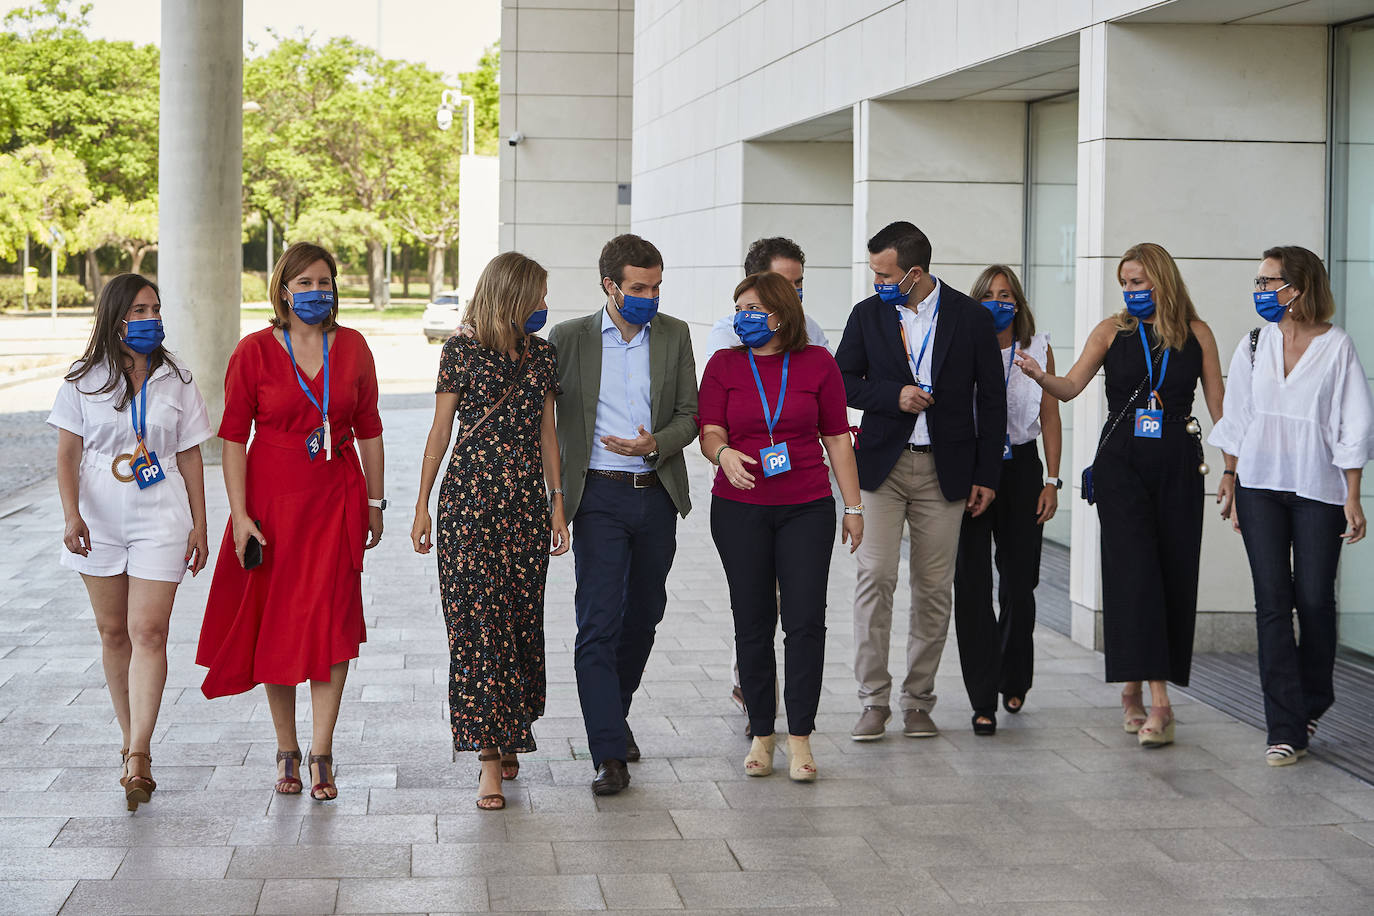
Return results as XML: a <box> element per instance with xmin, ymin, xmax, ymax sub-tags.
<box><xmin>197</xmin><ymin>242</ymin><xmax>386</xmax><ymax>801</ymax></box>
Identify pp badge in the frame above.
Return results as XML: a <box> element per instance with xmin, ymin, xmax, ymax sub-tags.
<box><xmin>1134</xmin><ymin>408</ymin><xmax>1163</xmax><ymax>439</ymax></box>
<box><xmin>306</xmin><ymin>426</ymin><xmax>325</xmax><ymax>461</ymax></box>
<box><xmin>1002</xmin><ymin>434</ymin><xmax>1013</xmax><ymax>460</ymax></box>
<box><xmin>130</xmin><ymin>448</ymin><xmax>165</xmax><ymax>489</ymax></box>
<box><xmin>759</xmin><ymin>441</ymin><xmax>792</xmax><ymax>477</ymax></box>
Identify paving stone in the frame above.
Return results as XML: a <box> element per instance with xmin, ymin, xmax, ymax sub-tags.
<box><xmin>410</xmin><ymin>841</ymin><xmax>555</xmax><ymax>876</ymax></box>
<box><xmin>1064</xmin><ymin>798</ymin><xmax>1259</xmax><ymax>829</ymax></box>
<box><xmin>334</xmin><ymin>876</ymin><xmax>487</xmax><ymax>913</ymax></box>
<box><xmin>255</xmin><ymin>878</ymin><xmax>338</xmax><ymax>915</ymax></box>
<box><xmin>227</xmin><ymin>844</ymin><xmax>411</xmax><ymax>878</ymax></box>
<box><xmin>929</xmin><ymin>864</ymin><xmax>1107</xmax><ymax>904</ymax></box>
<box><xmin>504</xmin><ymin>812</ymin><xmax>681</xmax><ymax>842</ymax></box>
<box><xmin>0</xmin><ymin>879</ymin><xmax>76</xmax><ymax>916</ymax></box>
<box><xmin>671</xmin><ymin>870</ymin><xmax>838</xmax><ymax>909</ymax></box>
<box><xmin>668</xmin><ymin>809</ymin><xmax>817</xmax><ymax>839</ymax></box>
<box><xmin>0</xmin><ymin>817</ymin><xmax>65</xmax><ymax>847</ymax></box>
<box><xmin>226</xmin><ymin>816</ymin><xmax>304</xmax><ymax>846</ymax></box>
<box><xmin>597</xmin><ymin>872</ymin><xmax>684</xmax><ymax>910</ymax></box>
<box><xmin>488</xmin><ymin>873</ymin><xmax>606</xmax><ymax>910</ymax></box>
<box><xmin>0</xmin><ymin>847</ymin><xmax>126</xmax><ymax>880</ymax></box>
<box><xmin>113</xmin><ymin>845</ymin><xmax>232</xmax><ymax>879</ymax></box>
<box><xmin>297</xmin><ymin>814</ymin><xmax>436</xmax><ymax>846</ymax></box>
<box><xmin>728</xmin><ymin>836</ymin><xmax>880</xmax><ymax>871</ymax></box>
<box><xmin>1140</xmin><ymin>859</ymin><xmax>1363</xmax><ymax>898</ymax></box>
<box><xmin>1207</xmin><ymin>825</ymin><xmax>1374</xmax><ymax>860</ymax></box>
<box><xmin>554</xmin><ymin>839</ymin><xmax>737</xmax><ymax>875</ymax></box>
<box><xmin>58</xmin><ymin>878</ymin><xmax>265</xmax><ymax>914</ymax></box>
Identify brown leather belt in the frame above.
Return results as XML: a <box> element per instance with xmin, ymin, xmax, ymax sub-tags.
<box><xmin>587</xmin><ymin>468</ymin><xmax>660</xmax><ymax>488</ymax></box>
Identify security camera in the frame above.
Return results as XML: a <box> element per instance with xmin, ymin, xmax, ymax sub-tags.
<box><xmin>436</xmin><ymin>105</ymin><xmax>453</xmax><ymax>131</ymax></box>
<box><xmin>508</xmin><ymin>131</ymin><xmax>525</xmax><ymax>147</ymax></box>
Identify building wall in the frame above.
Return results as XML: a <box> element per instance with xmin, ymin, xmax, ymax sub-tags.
<box><xmin>499</xmin><ymin>0</ymin><xmax>634</xmax><ymax>324</ymax></box>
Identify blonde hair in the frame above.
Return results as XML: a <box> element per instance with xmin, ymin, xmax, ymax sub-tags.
<box><xmin>969</xmin><ymin>264</ymin><xmax>1036</xmax><ymax>349</ymax></box>
<box><xmin>463</xmin><ymin>251</ymin><xmax>548</xmax><ymax>353</ymax></box>
<box><xmin>270</xmin><ymin>242</ymin><xmax>339</xmax><ymax>330</ymax></box>
<box><xmin>1114</xmin><ymin>242</ymin><xmax>1199</xmax><ymax>353</ymax></box>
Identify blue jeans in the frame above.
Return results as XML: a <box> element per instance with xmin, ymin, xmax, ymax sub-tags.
<box><xmin>1235</xmin><ymin>485</ymin><xmax>1346</xmax><ymax>748</ymax></box>
<box><xmin>571</xmin><ymin>474</ymin><xmax>678</xmax><ymax>766</ymax></box>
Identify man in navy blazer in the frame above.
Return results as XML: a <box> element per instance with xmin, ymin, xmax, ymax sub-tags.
<box><xmin>835</xmin><ymin>221</ymin><xmax>1007</xmax><ymax>741</ymax></box>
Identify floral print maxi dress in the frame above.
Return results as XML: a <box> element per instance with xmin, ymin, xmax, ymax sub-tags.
<box><xmin>436</xmin><ymin>334</ymin><xmax>556</xmax><ymax>752</ymax></box>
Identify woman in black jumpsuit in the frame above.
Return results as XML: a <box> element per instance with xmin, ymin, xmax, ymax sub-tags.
<box><xmin>1015</xmin><ymin>242</ymin><xmax>1225</xmax><ymax>748</ymax></box>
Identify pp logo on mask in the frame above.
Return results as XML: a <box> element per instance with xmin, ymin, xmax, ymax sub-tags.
<box><xmin>758</xmin><ymin>441</ymin><xmax>792</xmax><ymax>477</ymax></box>
<box><xmin>1134</xmin><ymin>409</ymin><xmax>1163</xmax><ymax>439</ymax></box>
<box><xmin>130</xmin><ymin>450</ymin><xmax>165</xmax><ymax>489</ymax></box>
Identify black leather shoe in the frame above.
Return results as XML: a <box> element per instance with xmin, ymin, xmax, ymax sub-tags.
<box><xmin>624</xmin><ymin>723</ymin><xmax>640</xmax><ymax>762</ymax></box>
<box><xmin>592</xmin><ymin>759</ymin><xmax>630</xmax><ymax>796</ymax></box>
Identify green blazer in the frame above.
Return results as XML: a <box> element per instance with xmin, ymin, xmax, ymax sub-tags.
<box><xmin>548</xmin><ymin>308</ymin><xmax>699</xmax><ymax>521</ymax></box>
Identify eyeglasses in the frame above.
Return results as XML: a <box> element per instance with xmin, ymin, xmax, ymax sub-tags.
<box><xmin>1254</xmin><ymin>276</ymin><xmax>1287</xmax><ymax>290</ymax></box>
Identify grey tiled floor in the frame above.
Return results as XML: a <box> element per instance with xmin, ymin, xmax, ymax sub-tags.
<box><xmin>2</xmin><ymin>396</ymin><xmax>1372</xmax><ymax>915</ymax></box>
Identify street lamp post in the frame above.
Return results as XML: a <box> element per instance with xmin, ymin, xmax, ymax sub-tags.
<box><xmin>437</xmin><ymin>89</ymin><xmax>476</xmax><ymax>154</ymax></box>
<box><xmin>47</xmin><ymin>224</ymin><xmax>64</xmax><ymax>326</ymax></box>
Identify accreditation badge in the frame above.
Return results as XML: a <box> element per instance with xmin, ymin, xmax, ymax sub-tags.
<box><xmin>1003</xmin><ymin>434</ymin><xmax>1013</xmax><ymax>461</ymax></box>
<box><xmin>759</xmin><ymin>441</ymin><xmax>792</xmax><ymax>477</ymax></box>
<box><xmin>306</xmin><ymin>426</ymin><xmax>325</xmax><ymax>461</ymax></box>
<box><xmin>1134</xmin><ymin>408</ymin><xmax>1163</xmax><ymax>439</ymax></box>
<box><xmin>129</xmin><ymin>444</ymin><xmax>165</xmax><ymax>490</ymax></box>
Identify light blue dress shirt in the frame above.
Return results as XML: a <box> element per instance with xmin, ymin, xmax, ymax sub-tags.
<box><xmin>589</xmin><ymin>307</ymin><xmax>653</xmax><ymax>472</ymax></box>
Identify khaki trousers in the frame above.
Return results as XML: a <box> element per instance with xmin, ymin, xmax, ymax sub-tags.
<box><xmin>853</xmin><ymin>450</ymin><xmax>966</xmax><ymax>712</ymax></box>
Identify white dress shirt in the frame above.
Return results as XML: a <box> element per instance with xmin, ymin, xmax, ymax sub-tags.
<box><xmin>1208</xmin><ymin>324</ymin><xmax>1374</xmax><ymax>506</ymax></box>
<box><xmin>896</xmin><ymin>279</ymin><xmax>942</xmax><ymax>446</ymax></box>
<box><xmin>1006</xmin><ymin>332</ymin><xmax>1049</xmax><ymax>446</ymax></box>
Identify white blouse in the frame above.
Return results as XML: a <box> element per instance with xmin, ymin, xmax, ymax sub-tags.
<box><xmin>1006</xmin><ymin>332</ymin><xmax>1049</xmax><ymax>446</ymax></box>
<box><xmin>1208</xmin><ymin>324</ymin><xmax>1374</xmax><ymax>506</ymax></box>
<box><xmin>47</xmin><ymin>359</ymin><xmax>214</xmax><ymax>468</ymax></box>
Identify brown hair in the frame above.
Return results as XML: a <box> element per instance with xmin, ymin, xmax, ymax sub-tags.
<box><xmin>732</xmin><ymin>271</ymin><xmax>808</xmax><ymax>354</ymax></box>
<box><xmin>67</xmin><ymin>273</ymin><xmax>186</xmax><ymax>410</ymax></box>
<box><xmin>598</xmin><ymin>233</ymin><xmax>663</xmax><ymax>292</ymax></box>
<box><xmin>1114</xmin><ymin>242</ymin><xmax>1199</xmax><ymax>353</ymax></box>
<box><xmin>269</xmin><ymin>242</ymin><xmax>339</xmax><ymax>330</ymax></box>
<box><xmin>969</xmin><ymin>264</ymin><xmax>1036</xmax><ymax>350</ymax></box>
<box><xmin>463</xmin><ymin>251</ymin><xmax>548</xmax><ymax>354</ymax></box>
<box><xmin>1262</xmin><ymin>245</ymin><xmax>1334</xmax><ymax>323</ymax></box>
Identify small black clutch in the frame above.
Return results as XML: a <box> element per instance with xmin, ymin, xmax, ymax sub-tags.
<box><xmin>1080</xmin><ymin>467</ymin><xmax>1095</xmax><ymax>505</ymax></box>
<box><xmin>243</xmin><ymin>520</ymin><xmax>264</xmax><ymax>570</ymax></box>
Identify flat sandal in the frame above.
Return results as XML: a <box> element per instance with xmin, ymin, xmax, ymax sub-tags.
<box><xmin>476</xmin><ymin>750</ymin><xmax>505</xmax><ymax>810</ymax></box>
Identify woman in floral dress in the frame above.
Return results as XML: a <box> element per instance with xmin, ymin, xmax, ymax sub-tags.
<box><xmin>411</xmin><ymin>252</ymin><xmax>569</xmax><ymax>810</ymax></box>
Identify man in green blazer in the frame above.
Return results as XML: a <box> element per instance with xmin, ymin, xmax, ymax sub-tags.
<box><xmin>547</xmin><ymin>234</ymin><xmax>699</xmax><ymax>796</ymax></box>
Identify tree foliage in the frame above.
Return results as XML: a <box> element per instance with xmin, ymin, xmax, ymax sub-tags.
<box><xmin>0</xmin><ymin>143</ymin><xmax>91</xmax><ymax>261</ymax></box>
<box><xmin>78</xmin><ymin>196</ymin><xmax>158</xmax><ymax>273</ymax></box>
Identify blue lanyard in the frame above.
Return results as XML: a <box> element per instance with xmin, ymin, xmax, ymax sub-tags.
<box><xmin>283</xmin><ymin>329</ymin><xmax>329</xmax><ymax>424</ymax></box>
<box><xmin>1003</xmin><ymin>345</ymin><xmax>1015</xmax><ymax>389</ymax></box>
<box><xmin>748</xmin><ymin>350</ymin><xmax>789</xmax><ymax>446</ymax></box>
<box><xmin>1138</xmin><ymin>323</ymin><xmax>1169</xmax><ymax>407</ymax></box>
<box><xmin>129</xmin><ymin>355</ymin><xmax>150</xmax><ymax>445</ymax></box>
<box><xmin>898</xmin><ymin>302</ymin><xmax>940</xmax><ymax>382</ymax></box>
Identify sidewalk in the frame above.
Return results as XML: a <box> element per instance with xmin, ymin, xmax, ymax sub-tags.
<box><xmin>0</xmin><ymin>396</ymin><xmax>1371</xmax><ymax>915</ymax></box>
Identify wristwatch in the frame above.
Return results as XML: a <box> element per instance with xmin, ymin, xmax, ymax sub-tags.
<box><xmin>368</xmin><ymin>498</ymin><xmax>388</xmax><ymax>510</ymax></box>
<box><xmin>646</xmin><ymin>449</ymin><xmax>660</xmax><ymax>462</ymax></box>
<box><xmin>1045</xmin><ymin>478</ymin><xmax>1062</xmax><ymax>490</ymax></box>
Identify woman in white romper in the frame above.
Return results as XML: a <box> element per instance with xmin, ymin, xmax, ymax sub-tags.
<box><xmin>48</xmin><ymin>273</ymin><xmax>213</xmax><ymax>810</ymax></box>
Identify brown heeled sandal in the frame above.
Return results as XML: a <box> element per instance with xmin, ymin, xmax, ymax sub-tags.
<box><xmin>119</xmin><ymin>748</ymin><xmax>129</xmax><ymax>788</ymax></box>
<box><xmin>306</xmin><ymin>751</ymin><xmax>336</xmax><ymax>801</ymax></box>
<box><xmin>501</xmin><ymin>752</ymin><xmax>520</xmax><ymax>781</ymax></box>
<box><xmin>124</xmin><ymin>751</ymin><xmax>155</xmax><ymax>811</ymax></box>
<box><xmin>275</xmin><ymin>749</ymin><xmax>303</xmax><ymax>795</ymax></box>
<box><xmin>476</xmin><ymin>751</ymin><xmax>505</xmax><ymax>810</ymax></box>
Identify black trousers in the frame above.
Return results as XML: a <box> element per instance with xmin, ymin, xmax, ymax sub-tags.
<box><xmin>1236</xmin><ymin>485</ymin><xmax>1346</xmax><ymax>748</ymax></box>
<box><xmin>953</xmin><ymin>442</ymin><xmax>1045</xmax><ymax>717</ymax></box>
<box><xmin>710</xmin><ymin>495</ymin><xmax>835</xmax><ymax>737</ymax></box>
<box><xmin>1095</xmin><ymin>426</ymin><xmax>1204</xmax><ymax>685</ymax></box>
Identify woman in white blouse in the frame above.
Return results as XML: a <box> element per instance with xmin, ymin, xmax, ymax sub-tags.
<box><xmin>1210</xmin><ymin>246</ymin><xmax>1374</xmax><ymax>767</ymax></box>
<box><xmin>48</xmin><ymin>274</ymin><xmax>213</xmax><ymax>809</ymax></box>
<box><xmin>952</xmin><ymin>265</ymin><xmax>1063</xmax><ymax>734</ymax></box>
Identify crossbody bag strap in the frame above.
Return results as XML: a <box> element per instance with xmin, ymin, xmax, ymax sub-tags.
<box><xmin>1089</xmin><ymin>373</ymin><xmax>1149</xmax><ymax>468</ymax></box>
<box><xmin>453</xmin><ymin>342</ymin><xmax>531</xmax><ymax>452</ymax></box>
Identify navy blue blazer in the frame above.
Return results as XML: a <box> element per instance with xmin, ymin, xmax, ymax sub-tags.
<box><xmin>834</xmin><ymin>282</ymin><xmax>1007</xmax><ymax>500</ymax></box>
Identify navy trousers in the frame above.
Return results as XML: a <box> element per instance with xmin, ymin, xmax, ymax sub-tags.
<box><xmin>1235</xmin><ymin>485</ymin><xmax>1346</xmax><ymax>748</ymax></box>
<box><xmin>571</xmin><ymin>474</ymin><xmax>679</xmax><ymax>766</ymax></box>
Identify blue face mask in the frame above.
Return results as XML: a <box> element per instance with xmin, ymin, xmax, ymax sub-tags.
<box><xmin>122</xmin><ymin>318</ymin><xmax>165</xmax><ymax>355</ymax></box>
<box><xmin>289</xmin><ymin>288</ymin><xmax>335</xmax><ymax>325</ymax></box>
<box><xmin>523</xmin><ymin>308</ymin><xmax>548</xmax><ymax>333</ymax></box>
<box><xmin>1123</xmin><ymin>288</ymin><xmax>1155</xmax><ymax>318</ymax></box>
<box><xmin>796</xmin><ymin>287</ymin><xmax>804</xmax><ymax>304</ymax></box>
<box><xmin>874</xmin><ymin>267</ymin><xmax>915</xmax><ymax>306</ymax></box>
<box><xmin>1253</xmin><ymin>285</ymin><xmax>1289</xmax><ymax>323</ymax></box>
<box><xmin>733</xmin><ymin>309</ymin><xmax>777</xmax><ymax>349</ymax></box>
<box><xmin>982</xmin><ymin>300</ymin><xmax>1015</xmax><ymax>333</ymax></box>
<box><xmin>613</xmin><ymin>283</ymin><xmax>659</xmax><ymax>325</ymax></box>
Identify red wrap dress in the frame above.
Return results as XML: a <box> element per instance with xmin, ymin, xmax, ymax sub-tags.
<box><xmin>196</xmin><ymin>326</ymin><xmax>383</xmax><ymax>698</ymax></box>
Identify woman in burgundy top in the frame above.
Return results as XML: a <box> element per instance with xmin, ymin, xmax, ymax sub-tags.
<box><xmin>699</xmin><ymin>271</ymin><xmax>863</xmax><ymax>781</ymax></box>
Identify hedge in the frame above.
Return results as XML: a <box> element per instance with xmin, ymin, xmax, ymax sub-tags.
<box><xmin>0</xmin><ymin>277</ymin><xmax>90</xmax><ymax>311</ymax></box>
<box><xmin>242</xmin><ymin>272</ymin><xmax>267</xmax><ymax>303</ymax></box>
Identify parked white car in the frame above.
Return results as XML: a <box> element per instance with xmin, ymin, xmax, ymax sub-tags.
<box><xmin>422</xmin><ymin>290</ymin><xmax>465</xmax><ymax>342</ymax></box>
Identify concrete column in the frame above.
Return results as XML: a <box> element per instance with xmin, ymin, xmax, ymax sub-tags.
<box><xmin>1070</xmin><ymin>21</ymin><xmax>1328</xmax><ymax>651</ymax></box>
<box><xmin>159</xmin><ymin>0</ymin><xmax>243</xmax><ymax>457</ymax></box>
<box><xmin>852</xmin><ymin>99</ymin><xmax>1026</xmax><ymax>301</ymax></box>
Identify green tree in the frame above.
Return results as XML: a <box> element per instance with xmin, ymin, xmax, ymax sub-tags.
<box><xmin>458</xmin><ymin>43</ymin><xmax>500</xmax><ymax>156</ymax></box>
<box><xmin>0</xmin><ymin>143</ymin><xmax>91</xmax><ymax>262</ymax></box>
<box><xmin>78</xmin><ymin>196</ymin><xmax>158</xmax><ymax>288</ymax></box>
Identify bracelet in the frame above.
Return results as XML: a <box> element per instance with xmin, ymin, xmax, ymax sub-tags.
<box><xmin>424</xmin><ymin>454</ymin><xmax>442</xmax><ymax>461</ymax></box>
<box><xmin>1222</xmin><ymin>469</ymin><xmax>1236</xmax><ymax>477</ymax></box>
<box><xmin>549</xmin><ymin>488</ymin><xmax>564</xmax><ymax>496</ymax></box>
<box><xmin>714</xmin><ymin>444</ymin><xmax>730</xmax><ymax>465</ymax></box>
<box><xmin>843</xmin><ymin>504</ymin><xmax>864</xmax><ymax>515</ymax></box>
